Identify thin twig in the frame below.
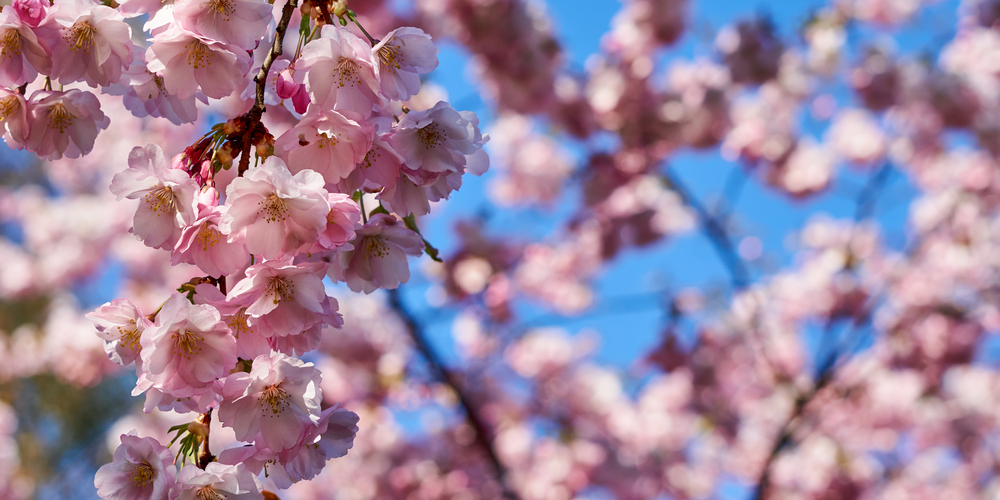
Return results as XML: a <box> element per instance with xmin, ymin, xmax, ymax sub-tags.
<box><xmin>387</xmin><ymin>288</ymin><xmax>520</xmax><ymax>500</ymax></box>
<box><xmin>238</xmin><ymin>0</ymin><xmax>299</xmax><ymax>175</ymax></box>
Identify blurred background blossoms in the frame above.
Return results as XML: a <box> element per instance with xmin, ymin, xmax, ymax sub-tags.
<box><xmin>4</xmin><ymin>0</ymin><xmax>1000</xmax><ymax>499</ymax></box>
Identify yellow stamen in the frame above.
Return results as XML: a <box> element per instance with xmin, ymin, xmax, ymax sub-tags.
<box><xmin>197</xmin><ymin>223</ymin><xmax>220</xmax><ymax>251</ymax></box>
<box><xmin>363</xmin><ymin>236</ymin><xmax>389</xmax><ymax>258</ymax></box>
<box><xmin>377</xmin><ymin>43</ymin><xmax>402</xmax><ymax>74</ymax></box>
<box><xmin>185</xmin><ymin>40</ymin><xmax>214</xmax><ymax>69</ymax></box>
<box><xmin>265</xmin><ymin>277</ymin><xmax>295</xmax><ymax>305</ymax></box>
<box><xmin>417</xmin><ymin>124</ymin><xmax>443</xmax><ymax>149</ymax></box>
<box><xmin>0</xmin><ymin>95</ymin><xmax>20</xmax><ymax>121</ymax></box>
<box><xmin>171</xmin><ymin>329</ymin><xmax>204</xmax><ymax>359</ymax></box>
<box><xmin>0</xmin><ymin>29</ymin><xmax>22</xmax><ymax>58</ymax></box>
<box><xmin>336</xmin><ymin>57</ymin><xmax>359</xmax><ymax>88</ymax></box>
<box><xmin>260</xmin><ymin>383</ymin><xmax>290</xmax><ymax>416</ymax></box>
<box><xmin>47</xmin><ymin>103</ymin><xmax>74</xmax><ymax>133</ymax></box>
<box><xmin>116</xmin><ymin>321</ymin><xmax>142</xmax><ymax>352</ymax></box>
<box><xmin>130</xmin><ymin>461</ymin><xmax>154</xmax><ymax>487</ymax></box>
<box><xmin>143</xmin><ymin>185</ymin><xmax>176</xmax><ymax>216</ymax></box>
<box><xmin>208</xmin><ymin>0</ymin><xmax>235</xmax><ymax>20</ymax></box>
<box><xmin>64</xmin><ymin>21</ymin><xmax>97</xmax><ymax>52</ymax></box>
<box><xmin>256</xmin><ymin>194</ymin><xmax>289</xmax><ymax>223</ymax></box>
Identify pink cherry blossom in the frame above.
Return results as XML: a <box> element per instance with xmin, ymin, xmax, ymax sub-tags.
<box><xmin>329</xmin><ymin>213</ymin><xmax>425</xmax><ymax>294</ymax></box>
<box><xmin>109</xmin><ymin>144</ymin><xmax>200</xmax><ymax>250</ymax></box>
<box><xmin>137</xmin><ymin>293</ymin><xmax>237</xmax><ymax>400</ymax></box>
<box><xmin>218</xmin><ymin>352</ymin><xmax>323</xmax><ymax>453</ymax></box>
<box><xmin>86</xmin><ymin>298</ymin><xmax>152</xmax><ymax>367</ymax></box>
<box><xmin>174</xmin><ymin>463</ymin><xmax>263</xmax><ymax>500</ymax></box>
<box><xmin>314</xmin><ymin>193</ymin><xmax>361</xmax><ymax>251</ymax></box>
<box><xmin>372</xmin><ymin>27</ymin><xmax>439</xmax><ymax>101</ymax></box>
<box><xmin>36</xmin><ymin>0</ymin><xmax>134</xmax><ymax>87</ymax></box>
<box><xmin>295</xmin><ymin>25</ymin><xmax>382</xmax><ymax>117</ymax></box>
<box><xmin>274</xmin><ymin>107</ymin><xmax>374</xmax><ymax>185</ymax></box>
<box><xmin>172</xmin><ymin>0</ymin><xmax>272</xmax><ymax>51</ymax></box>
<box><xmin>105</xmin><ymin>52</ymin><xmax>201</xmax><ymax>126</ymax></box>
<box><xmin>226</xmin><ymin>260</ymin><xmax>330</xmax><ymax>338</ymax></box>
<box><xmin>266</xmin><ymin>405</ymin><xmax>359</xmax><ymax>488</ymax></box>
<box><xmin>0</xmin><ymin>8</ymin><xmax>52</xmax><ymax>87</ymax></box>
<box><xmin>219</xmin><ymin>156</ymin><xmax>329</xmax><ymax>260</ymax></box>
<box><xmin>172</xmin><ymin>205</ymin><xmax>249</xmax><ymax>278</ymax></box>
<box><xmin>146</xmin><ymin>27</ymin><xmax>250</xmax><ymax>100</ymax></box>
<box><xmin>26</xmin><ymin>88</ymin><xmax>109</xmax><ymax>160</ymax></box>
<box><xmin>0</xmin><ymin>88</ymin><xmax>30</xmax><ymax>149</ymax></box>
<box><xmin>389</xmin><ymin>101</ymin><xmax>489</xmax><ymax>175</ymax></box>
<box><xmin>192</xmin><ymin>283</ymin><xmax>269</xmax><ymax>360</ymax></box>
<box><xmin>94</xmin><ymin>433</ymin><xmax>176</xmax><ymax>500</ymax></box>
<box><xmin>268</xmin><ymin>297</ymin><xmax>343</xmax><ymax>356</ymax></box>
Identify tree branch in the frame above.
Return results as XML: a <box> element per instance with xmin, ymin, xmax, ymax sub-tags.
<box><xmin>386</xmin><ymin>288</ymin><xmax>520</xmax><ymax>500</ymax></box>
<box><xmin>661</xmin><ymin>166</ymin><xmax>751</xmax><ymax>290</ymax></box>
<box><xmin>238</xmin><ymin>0</ymin><xmax>299</xmax><ymax>175</ymax></box>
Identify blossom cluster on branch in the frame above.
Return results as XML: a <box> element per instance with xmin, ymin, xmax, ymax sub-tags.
<box><xmin>5</xmin><ymin>0</ymin><xmax>1000</xmax><ymax>499</ymax></box>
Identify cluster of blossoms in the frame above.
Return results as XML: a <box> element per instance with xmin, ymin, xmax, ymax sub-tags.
<box><xmin>0</xmin><ymin>0</ymin><xmax>487</xmax><ymax>496</ymax></box>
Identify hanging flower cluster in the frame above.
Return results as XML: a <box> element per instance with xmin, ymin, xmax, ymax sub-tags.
<box><xmin>0</xmin><ymin>0</ymin><xmax>488</xmax><ymax>496</ymax></box>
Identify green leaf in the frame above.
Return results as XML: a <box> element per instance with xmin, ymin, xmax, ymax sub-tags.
<box><xmin>338</xmin><ymin>16</ymin><xmax>347</xmax><ymax>26</ymax></box>
<box><xmin>423</xmin><ymin>238</ymin><xmax>443</xmax><ymax>262</ymax></box>
<box><xmin>299</xmin><ymin>11</ymin><xmax>311</xmax><ymax>37</ymax></box>
<box><xmin>369</xmin><ymin>205</ymin><xmax>390</xmax><ymax>218</ymax></box>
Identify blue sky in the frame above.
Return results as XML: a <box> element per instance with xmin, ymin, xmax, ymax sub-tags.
<box><xmin>408</xmin><ymin>0</ymin><xmax>962</xmax><ymax>373</ymax></box>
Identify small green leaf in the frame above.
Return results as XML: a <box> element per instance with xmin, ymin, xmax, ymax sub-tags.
<box><xmin>369</xmin><ymin>205</ymin><xmax>390</xmax><ymax>218</ymax></box>
<box><xmin>423</xmin><ymin>238</ymin><xmax>443</xmax><ymax>262</ymax></box>
<box><xmin>338</xmin><ymin>16</ymin><xmax>347</xmax><ymax>26</ymax></box>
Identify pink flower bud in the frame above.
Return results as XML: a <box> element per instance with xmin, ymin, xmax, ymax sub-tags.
<box><xmin>276</xmin><ymin>68</ymin><xmax>300</xmax><ymax>99</ymax></box>
<box><xmin>13</xmin><ymin>0</ymin><xmax>47</xmax><ymax>27</ymax></box>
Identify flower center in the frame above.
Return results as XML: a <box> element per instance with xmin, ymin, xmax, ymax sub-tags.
<box><xmin>197</xmin><ymin>222</ymin><xmax>220</xmax><ymax>251</ymax></box>
<box><xmin>259</xmin><ymin>383</ymin><xmax>290</xmax><ymax>416</ymax></box>
<box><xmin>116</xmin><ymin>321</ymin><xmax>142</xmax><ymax>352</ymax></box>
<box><xmin>172</xmin><ymin>329</ymin><xmax>205</xmax><ymax>359</ymax></box>
<box><xmin>47</xmin><ymin>103</ymin><xmax>74</xmax><ymax>133</ymax></box>
<box><xmin>256</xmin><ymin>194</ymin><xmax>289</xmax><ymax>223</ymax></box>
<box><xmin>185</xmin><ymin>40</ymin><xmax>214</xmax><ymax>69</ymax></box>
<box><xmin>0</xmin><ymin>29</ymin><xmax>21</xmax><ymax>57</ymax></box>
<box><xmin>196</xmin><ymin>485</ymin><xmax>225</xmax><ymax>500</ymax></box>
<box><xmin>0</xmin><ymin>95</ymin><xmax>20</xmax><ymax>121</ymax></box>
<box><xmin>377</xmin><ymin>43</ymin><xmax>402</xmax><ymax>73</ymax></box>
<box><xmin>227</xmin><ymin>307</ymin><xmax>252</xmax><ymax>339</ymax></box>
<box><xmin>316</xmin><ymin>131</ymin><xmax>340</xmax><ymax>149</ymax></box>
<box><xmin>417</xmin><ymin>124</ymin><xmax>443</xmax><ymax>149</ymax></box>
<box><xmin>359</xmin><ymin>146</ymin><xmax>379</xmax><ymax>169</ymax></box>
<box><xmin>130</xmin><ymin>461</ymin><xmax>154</xmax><ymax>487</ymax></box>
<box><xmin>363</xmin><ymin>236</ymin><xmax>389</xmax><ymax>258</ymax></box>
<box><xmin>336</xmin><ymin>57</ymin><xmax>359</xmax><ymax>88</ymax></box>
<box><xmin>65</xmin><ymin>21</ymin><xmax>97</xmax><ymax>52</ymax></box>
<box><xmin>208</xmin><ymin>0</ymin><xmax>235</xmax><ymax>20</ymax></box>
<box><xmin>265</xmin><ymin>277</ymin><xmax>295</xmax><ymax>305</ymax></box>
<box><xmin>144</xmin><ymin>185</ymin><xmax>176</xmax><ymax>215</ymax></box>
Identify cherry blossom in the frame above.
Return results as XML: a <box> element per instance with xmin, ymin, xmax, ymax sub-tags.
<box><xmin>218</xmin><ymin>352</ymin><xmax>323</xmax><ymax>453</ymax></box>
<box><xmin>171</xmin><ymin>0</ymin><xmax>272</xmax><ymax>51</ymax></box>
<box><xmin>273</xmin><ymin>107</ymin><xmax>374</xmax><ymax>185</ymax></box>
<box><xmin>145</xmin><ymin>27</ymin><xmax>250</xmax><ymax>100</ymax></box>
<box><xmin>372</xmin><ymin>27</ymin><xmax>439</xmax><ymax>101</ymax></box>
<box><xmin>26</xmin><ymin>88</ymin><xmax>110</xmax><ymax>160</ymax></box>
<box><xmin>109</xmin><ymin>143</ymin><xmax>200</xmax><ymax>250</ymax></box>
<box><xmin>86</xmin><ymin>298</ymin><xmax>152</xmax><ymax>367</ymax></box>
<box><xmin>94</xmin><ymin>433</ymin><xmax>176</xmax><ymax>500</ymax></box>
<box><xmin>329</xmin><ymin>213</ymin><xmax>425</xmax><ymax>294</ymax></box>
<box><xmin>36</xmin><ymin>0</ymin><xmax>134</xmax><ymax>87</ymax></box>
<box><xmin>220</xmin><ymin>157</ymin><xmax>329</xmax><ymax>260</ymax></box>
<box><xmin>0</xmin><ymin>8</ymin><xmax>52</xmax><ymax>88</ymax></box>
<box><xmin>226</xmin><ymin>260</ymin><xmax>331</xmax><ymax>338</ymax></box>
<box><xmin>294</xmin><ymin>24</ymin><xmax>382</xmax><ymax>117</ymax></box>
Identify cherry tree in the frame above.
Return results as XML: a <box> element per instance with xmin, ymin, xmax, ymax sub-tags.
<box><xmin>1</xmin><ymin>0</ymin><xmax>999</xmax><ymax>499</ymax></box>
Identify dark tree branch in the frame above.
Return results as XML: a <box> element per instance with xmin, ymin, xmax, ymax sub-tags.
<box><xmin>238</xmin><ymin>0</ymin><xmax>299</xmax><ymax>175</ymax></box>
<box><xmin>386</xmin><ymin>288</ymin><xmax>520</xmax><ymax>500</ymax></box>
<box><xmin>197</xmin><ymin>409</ymin><xmax>215</xmax><ymax>469</ymax></box>
<box><xmin>753</xmin><ymin>164</ymin><xmax>892</xmax><ymax>499</ymax></box>
<box><xmin>661</xmin><ymin>166</ymin><xmax>751</xmax><ymax>290</ymax></box>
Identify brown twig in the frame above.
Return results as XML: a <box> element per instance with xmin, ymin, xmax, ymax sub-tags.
<box><xmin>197</xmin><ymin>409</ymin><xmax>215</xmax><ymax>469</ymax></box>
<box><xmin>387</xmin><ymin>288</ymin><xmax>520</xmax><ymax>500</ymax></box>
<box><xmin>238</xmin><ymin>0</ymin><xmax>299</xmax><ymax>175</ymax></box>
